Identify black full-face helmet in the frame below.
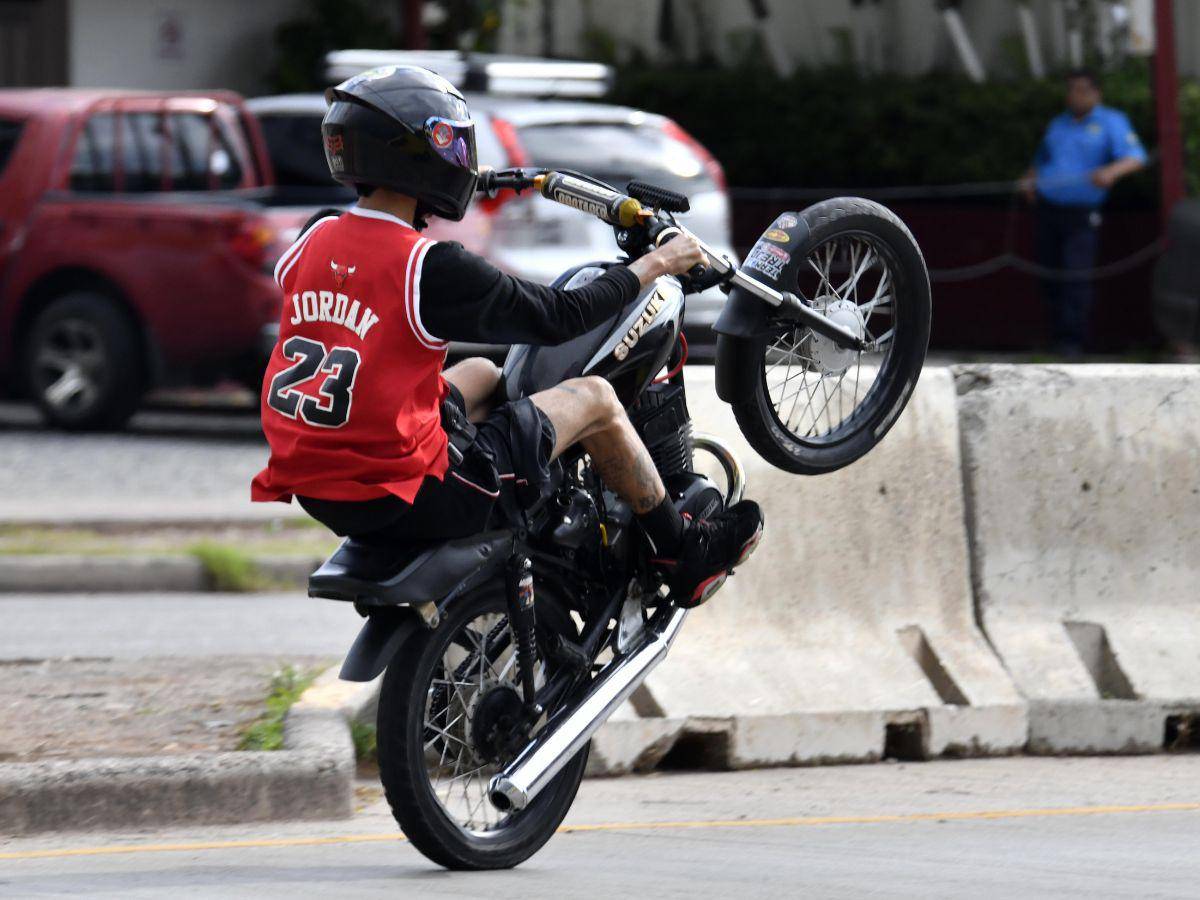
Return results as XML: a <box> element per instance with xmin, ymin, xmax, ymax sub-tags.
<box><xmin>322</xmin><ymin>65</ymin><xmax>478</xmax><ymax>221</ymax></box>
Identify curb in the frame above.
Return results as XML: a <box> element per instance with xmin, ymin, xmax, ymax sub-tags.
<box><xmin>0</xmin><ymin>667</ymin><xmax>377</xmax><ymax>838</ymax></box>
<box><xmin>0</xmin><ymin>554</ymin><xmax>323</xmax><ymax>594</ymax></box>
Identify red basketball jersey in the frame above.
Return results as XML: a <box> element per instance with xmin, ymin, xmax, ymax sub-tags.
<box><xmin>251</xmin><ymin>207</ymin><xmax>449</xmax><ymax>504</ymax></box>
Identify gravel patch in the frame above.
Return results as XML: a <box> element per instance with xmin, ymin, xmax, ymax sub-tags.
<box><xmin>0</xmin><ymin>655</ymin><xmax>334</xmax><ymax>763</ymax></box>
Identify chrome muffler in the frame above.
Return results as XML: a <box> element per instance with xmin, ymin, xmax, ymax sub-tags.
<box><xmin>488</xmin><ymin>604</ymin><xmax>689</xmax><ymax>812</ymax></box>
<box><xmin>692</xmin><ymin>432</ymin><xmax>746</xmax><ymax>506</ymax></box>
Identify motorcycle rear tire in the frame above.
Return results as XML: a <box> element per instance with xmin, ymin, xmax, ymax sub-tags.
<box><xmin>376</xmin><ymin>582</ymin><xmax>589</xmax><ymax>870</ymax></box>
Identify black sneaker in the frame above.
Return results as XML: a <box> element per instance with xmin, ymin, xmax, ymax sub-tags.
<box><xmin>653</xmin><ymin>500</ymin><xmax>764</xmax><ymax>608</ymax></box>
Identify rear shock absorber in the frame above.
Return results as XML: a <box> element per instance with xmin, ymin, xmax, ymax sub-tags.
<box><xmin>506</xmin><ymin>555</ymin><xmax>543</xmax><ymax>717</ymax></box>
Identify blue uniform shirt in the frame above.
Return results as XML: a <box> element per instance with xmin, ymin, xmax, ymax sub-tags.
<box><xmin>1034</xmin><ymin>105</ymin><xmax>1147</xmax><ymax>207</ymax></box>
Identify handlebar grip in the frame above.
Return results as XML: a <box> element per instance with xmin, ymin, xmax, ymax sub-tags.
<box><xmin>654</xmin><ymin>227</ymin><xmax>707</xmax><ymax>282</ymax></box>
<box><xmin>539</xmin><ymin>172</ymin><xmax>643</xmax><ymax>228</ymax></box>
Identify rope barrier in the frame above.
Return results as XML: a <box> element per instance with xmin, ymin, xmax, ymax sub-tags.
<box><xmin>929</xmin><ymin>238</ymin><xmax>1166</xmax><ymax>282</ymax></box>
<box><xmin>730</xmin><ymin>156</ymin><xmax>1166</xmax><ymax>283</ymax></box>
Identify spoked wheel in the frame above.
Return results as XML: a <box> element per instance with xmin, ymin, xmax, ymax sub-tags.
<box><xmin>377</xmin><ymin>583</ymin><xmax>588</xmax><ymax>870</ymax></box>
<box><xmin>730</xmin><ymin>198</ymin><xmax>930</xmax><ymax>474</ymax></box>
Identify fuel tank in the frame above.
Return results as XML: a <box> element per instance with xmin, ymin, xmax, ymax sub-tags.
<box><xmin>503</xmin><ymin>262</ymin><xmax>684</xmax><ymax>405</ymax></box>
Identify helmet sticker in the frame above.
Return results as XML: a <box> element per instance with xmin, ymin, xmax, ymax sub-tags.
<box><xmin>431</xmin><ymin>121</ymin><xmax>454</xmax><ymax>149</ymax></box>
<box><xmin>424</xmin><ymin>117</ymin><xmax>475</xmax><ymax>169</ymax></box>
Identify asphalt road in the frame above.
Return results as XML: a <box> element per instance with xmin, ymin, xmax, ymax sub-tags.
<box><xmin>2</xmin><ymin>756</ymin><xmax>1198</xmax><ymax>898</ymax></box>
<box><xmin>0</xmin><ymin>401</ymin><xmax>279</xmax><ymax>524</ymax></box>
<box><xmin>0</xmin><ymin>593</ymin><xmax>361</xmax><ymax>659</ymax></box>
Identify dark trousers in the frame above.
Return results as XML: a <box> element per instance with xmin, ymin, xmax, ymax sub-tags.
<box><xmin>1034</xmin><ymin>202</ymin><xmax>1101</xmax><ymax>355</ymax></box>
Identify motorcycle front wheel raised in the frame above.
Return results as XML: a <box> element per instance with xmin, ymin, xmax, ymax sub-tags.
<box><xmin>726</xmin><ymin>198</ymin><xmax>931</xmax><ymax>475</ymax></box>
<box><xmin>376</xmin><ymin>581</ymin><xmax>588</xmax><ymax>870</ymax></box>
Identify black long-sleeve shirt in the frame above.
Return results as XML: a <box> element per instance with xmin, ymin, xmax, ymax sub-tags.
<box><xmin>417</xmin><ymin>241</ymin><xmax>641</xmax><ymax>345</ymax></box>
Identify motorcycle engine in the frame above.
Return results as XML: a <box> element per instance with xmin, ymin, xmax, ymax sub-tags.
<box><xmin>629</xmin><ymin>382</ymin><xmax>694</xmax><ymax>479</ymax></box>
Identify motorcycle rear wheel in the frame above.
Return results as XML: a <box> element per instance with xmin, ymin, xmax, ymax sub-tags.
<box><xmin>376</xmin><ymin>582</ymin><xmax>588</xmax><ymax>870</ymax></box>
<box><xmin>729</xmin><ymin>198</ymin><xmax>930</xmax><ymax>474</ymax></box>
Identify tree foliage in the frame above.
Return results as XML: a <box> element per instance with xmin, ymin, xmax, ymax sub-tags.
<box><xmin>609</xmin><ymin>59</ymin><xmax>1193</xmax><ymax>203</ymax></box>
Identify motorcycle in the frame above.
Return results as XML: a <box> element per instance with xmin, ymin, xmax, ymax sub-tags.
<box><xmin>307</xmin><ymin>167</ymin><xmax>931</xmax><ymax>869</ymax></box>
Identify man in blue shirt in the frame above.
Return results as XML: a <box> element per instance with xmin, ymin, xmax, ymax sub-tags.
<box><xmin>1020</xmin><ymin>69</ymin><xmax>1147</xmax><ymax>355</ymax></box>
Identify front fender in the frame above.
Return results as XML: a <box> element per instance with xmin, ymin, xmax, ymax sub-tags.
<box><xmin>713</xmin><ymin>211</ymin><xmax>811</xmax><ymax>403</ymax></box>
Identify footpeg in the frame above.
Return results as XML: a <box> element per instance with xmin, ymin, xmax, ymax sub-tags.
<box><xmin>547</xmin><ymin>633</ymin><xmax>589</xmax><ymax>672</ymax></box>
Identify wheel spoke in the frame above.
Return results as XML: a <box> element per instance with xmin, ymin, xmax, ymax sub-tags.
<box><xmin>421</xmin><ymin>605</ymin><xmax>557</xmax><ymax>838</ymax></box>
<box><xmin>764</xmin><ymin>232</ymin><xmax>899</xmax><ymax>444</ymax></box>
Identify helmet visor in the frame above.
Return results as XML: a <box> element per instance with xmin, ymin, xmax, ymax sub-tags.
<box><xmin>423</xmin><ymin>117</ymin><xmax>476</xmax><ymax>170</ymax></box>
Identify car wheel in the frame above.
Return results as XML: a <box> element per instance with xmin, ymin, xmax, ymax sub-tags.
<box><xmin>22</xmin><ymin>292</ymin><xmax>145</xmax><ymax>431</ymax></box>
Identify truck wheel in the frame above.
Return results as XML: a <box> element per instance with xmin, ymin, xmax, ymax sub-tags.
<box><xmin>22</xmin><ymin>292</ymin><xmax>145</xmax><ymax>431</ymax></box>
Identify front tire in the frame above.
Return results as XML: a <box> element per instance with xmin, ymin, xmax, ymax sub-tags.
<box><xmin>22</xmin><ymin>292</ymin><xmax>145</xmax><ymax>431</ymax></box>
<box><xmin>377</xmin><ymin>583</ymin><xmax>588</xmax><ymax>870</ymax></box>
<box><xmin>729</xmin><ymin>198</ymin><xmax>930</xmax><ymax>474</ymax></box>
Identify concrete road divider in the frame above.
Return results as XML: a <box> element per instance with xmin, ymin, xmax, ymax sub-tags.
<box><xmin>956</xmin><ymin>364</ymin><xmax>1200</xmax><ymax>753</ymax></box>
<box><xmin>618</xmin><ymin>367</ymin><xmax>1026</xmax><ymax>768</ymax></box>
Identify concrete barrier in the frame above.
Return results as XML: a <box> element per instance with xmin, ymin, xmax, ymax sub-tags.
<box><xmin>956</xmin><ymin>364</ymin><xmax>1200</xmax><ymax>753</ymax></box>
<box><xmin>619</xmin><ymin>366</ymin><xmax>1027</xmax><ymax>767</ymax></box>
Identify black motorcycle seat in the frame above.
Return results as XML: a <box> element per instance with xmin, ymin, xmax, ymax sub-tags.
<box><xmin>308</xmin><ymin>529</ymin><xmax>514</xmax><ymax>607</ymax></box>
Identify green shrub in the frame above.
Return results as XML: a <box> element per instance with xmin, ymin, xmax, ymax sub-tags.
<box><xmin>239</xmin><ymin>665</ymin><xmax>320</xmax><ymax>752</ymax></box>
<box><xmin>350</xmin><ymin>720</ymin><xmax>378</xmax><ymax>765</ymax></box>
<box><xmin>188</xmin><ymin>541</ymin><xmax>263</xmax><ymax>592</ymax></box>
<box><xmin>608</xmin><ymin>59</ymin><xmax>1194</xmax><ymax>201</ymax></box>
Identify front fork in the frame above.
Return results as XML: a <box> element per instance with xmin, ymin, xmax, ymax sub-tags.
<box><xmin>506</xmin><ymin>554</ymin><xmax>544</xmax><ymax>718</ymax></box>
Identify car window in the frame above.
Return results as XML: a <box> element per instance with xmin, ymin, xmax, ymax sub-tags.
<box><xmin>473</xmin><ymin>114</ymin><xmax>505</xmax><ymax>169</ymax></box>
<box><xmin>209</xmin><ymin>114</ymin><xmax>245</xmax><ymax>189</ymax></box>
<box><xmin>168</xmin><ymin>113</ymin><xmax>211</xmax><ymax>190</ymax></box>
<box><xmin>257</xmin><ymin>113</ymin><xmax>332</xmax><ymax>187</ymax></box>
<box><xmin>516</xmin><ymin>122</ymin><xmax>716</xmax><ymax>196</ymax></box>
<box><xmin>168</xmin><ymin>111</ymin><xmax>244</xmax><ymax>190</ymax></box>
<box><xmin>69</xmin><ymin>113</ymin><xmax>117</xmax><ymax>192</ymax></box>
<box><xmin>0</xmin><ymin>117</ymin><xmax>23</xmax><ymax>177</ymax></box>
<box><xmin>122</xmin><ymin>112</ymin><xmax>166</xmax><ymax>192</ymax></box>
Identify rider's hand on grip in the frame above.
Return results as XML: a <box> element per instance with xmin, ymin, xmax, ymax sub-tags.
<box><xmin>651</xmin><ymin>230</ymin><xmax>706</xmax><ymax>278</ymax></box>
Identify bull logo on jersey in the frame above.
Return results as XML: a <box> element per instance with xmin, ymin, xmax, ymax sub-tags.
<box><xmin>330</xmin><ymin>260</ymin><xmax>357</xmax><ymax>290</ymax></box>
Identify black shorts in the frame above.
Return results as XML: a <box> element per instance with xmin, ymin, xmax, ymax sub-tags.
<box><xmin>298</xmin><ymin>386</ymin><xmax>557</xmax><ymax>545</ymax></box>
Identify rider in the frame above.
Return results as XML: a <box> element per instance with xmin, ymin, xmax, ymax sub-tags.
<box><xmin>251</xmin><ymin>65</ymin><xmax>763</xmax><ymax>607</ymax></box>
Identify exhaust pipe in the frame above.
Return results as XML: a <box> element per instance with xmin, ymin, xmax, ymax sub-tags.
<box><xmin>489</xmin><ymin>605</ymin><xmax>689</xmax><ymax>811</ymax></box>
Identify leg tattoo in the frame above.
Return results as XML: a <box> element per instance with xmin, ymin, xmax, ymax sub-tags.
<box><xmin>583</xmin><ymin>431</ymin><xmax>664</xmax><ymax>514</ymax></box>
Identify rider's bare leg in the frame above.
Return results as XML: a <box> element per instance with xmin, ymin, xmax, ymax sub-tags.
<box><xmin>531</xmin><ymin>375</ymin><xmax>764</xmax><ymax>604</ymax></box>
<box><xmin>529</xmin><ymin>376</ymin><xmax>665</xmax><ymax>514</ymax></box>
<box><xmin>443</xmin><ymin>357</ymin><xmax>502</xmax><ymax>423</ymax></box>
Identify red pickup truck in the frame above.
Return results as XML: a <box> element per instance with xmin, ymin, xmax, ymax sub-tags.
<box><xmin>0</xmin><ymin>89</ymin><xmax>301</xmax><ymax>429</ymax></box>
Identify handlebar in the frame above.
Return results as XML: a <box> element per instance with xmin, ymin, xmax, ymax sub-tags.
<box><xmin>478</xmin><ymin>167</ymin><xmax>646</xmax><ymax>229</ymax></box>
<box><xmin>477</xmin><ymin>166</ymin><xmax>729</xmax><ymax>287</ymax></box>
<box><xmin>475</xmin><ymin>167</ymin><xmax>867</xmax><ymax>350</ymax></box>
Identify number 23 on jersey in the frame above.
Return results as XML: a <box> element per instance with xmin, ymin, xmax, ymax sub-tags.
<box><xmin>267</xmin><ymin>336</ymin><xmax>361</xmax><ymax>428</ymax></box>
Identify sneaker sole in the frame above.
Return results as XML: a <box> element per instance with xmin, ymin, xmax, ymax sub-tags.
<box><xmin>734</xmin><ymin>521</ymin><xmax>765</xmax><ymax>567</ymax></box>
<box><xmin>685</xmin><ymin>521</ymin><xmax>765</xmax><ymax>606</ymax></box>
<box><xmin>689</xmin><ymin>571</ymin><xmax>728</xmax><ymax>606</ymax></box>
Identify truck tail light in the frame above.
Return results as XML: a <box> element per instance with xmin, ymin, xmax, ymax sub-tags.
<box><xmin>228</xmin><ymin>221</ymin><xmax>276</xmax><ymax>271</ymax></box>
<box><xmin>661</xmin><ymin>118</ymin><xmax>726</xmax><ymax>192</ymax></box>
<box><xmin>479</xmin><ymin>116</ymin><xmax>529</xmax><ymax>214</ymax></box>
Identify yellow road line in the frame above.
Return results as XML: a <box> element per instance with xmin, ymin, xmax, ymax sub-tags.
<box><xmin>2</xmin><ymin>802</ymin><xmax>1197</xmax><ymax>862</ymax></box>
